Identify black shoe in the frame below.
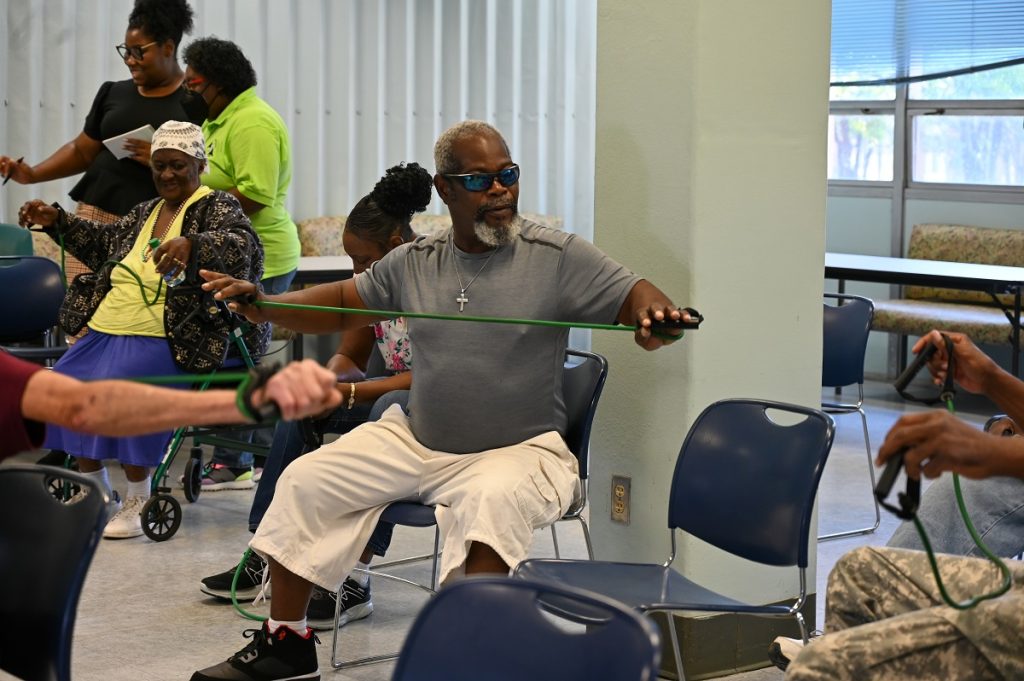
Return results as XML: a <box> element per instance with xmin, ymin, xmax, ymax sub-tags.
<box><xmin>191</xmin><ymin>623</ymin><xmax>320</xmax><ymax>681</ymax></box>
<box><xmin>37</xmin><ymin>449</ymin><xmax>76</xmax><ymax>469</ymax></box>
<box><xmin>201</xmin><ymin>552</ymin><xmax>267</xmax><ymax>601</ymax></box>
<box><xmin>305</xmin><ymin>578</ymin><xmax>373</xmax><ymax>631</ymax></box>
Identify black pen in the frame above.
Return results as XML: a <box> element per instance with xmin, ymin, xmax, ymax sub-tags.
<box><xmin>2</xmin><ymin>157</ymin><xmax>24</xmax><ymax>186</ymax></box>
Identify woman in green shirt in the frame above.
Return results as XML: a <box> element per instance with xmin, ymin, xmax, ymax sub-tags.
<box><xmin>181</xmin><ymin>37</ymin><xmax>301</xmax><ymax>479</ymax></box>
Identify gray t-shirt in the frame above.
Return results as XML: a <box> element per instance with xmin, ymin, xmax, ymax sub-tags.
<box><xmin>355</xmin><ymin>219</ymin><xmax>640</xmax><ymax>453</ymax></box>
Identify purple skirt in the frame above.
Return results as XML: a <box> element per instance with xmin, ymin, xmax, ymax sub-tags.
<box><xmin>44</xmin><ymin>330</ymin><xmax>188</xmax><ymax>468</ymax></box>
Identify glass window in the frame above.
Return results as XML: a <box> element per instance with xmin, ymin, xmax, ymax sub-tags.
<box><xmin>828</xmin><ymin>115</ymin><xmax>895</xmax><ymax>181</ymax></box>
<box><xmin>830</xmin><ymin>84</ymin><xmax>896</xmax><ymax>102</ymax></box>
<box><xmin>910</xmin><ymin>63</ymin><xmax>1024</xmax><ymax>100</ymax></box>
<box><xmin>911</xmin><ymin>115</ymin><xmax>1024</xmax><ymax>186</ymax></box>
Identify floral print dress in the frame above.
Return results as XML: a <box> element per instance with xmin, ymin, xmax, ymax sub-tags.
<box><xmin>373</xmin><ymin>317</ymin><xmax>411</xmax><ymax>372</ymax></box>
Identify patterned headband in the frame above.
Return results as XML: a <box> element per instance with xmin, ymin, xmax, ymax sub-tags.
<box><xmin>152</xmin><ymin>121</ymin><xmax>206</xmax><ymax>162</ymax></box>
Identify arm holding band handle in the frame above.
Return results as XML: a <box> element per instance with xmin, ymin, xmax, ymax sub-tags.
<box><xmin>878</xmin><ymin>333</ymin><xmax>1012</xmax><ymax>610</ymax></box>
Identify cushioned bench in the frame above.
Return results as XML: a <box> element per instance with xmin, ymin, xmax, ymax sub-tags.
<box><xmin>871</xmin><ymin>224</ymin><xmax>1024</xmax><ymax>345</ymax></box>
<box><xmin>296</xmin><ymin>212</ymin><xmax>563</xmax><ymax>257</ymax></box>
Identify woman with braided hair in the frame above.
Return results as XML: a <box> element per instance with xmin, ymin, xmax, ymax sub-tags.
<box><xmin>198</xmin><ymin>162</ymin><xmax>431</xmax><ymax>631</ymax></box>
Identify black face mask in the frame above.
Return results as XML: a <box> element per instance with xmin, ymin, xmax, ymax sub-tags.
<box><xmin>181</xmin><ymin>86</ymin><xmax>210</xmax><ymax>123</ymax></box>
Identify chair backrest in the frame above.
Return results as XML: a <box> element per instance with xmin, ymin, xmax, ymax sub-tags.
<box><xmin>562</xmin><ymin>349</ymin><xmax>608</xmax><ymax>482</ymax></box>
<box><xmin>391</xmin><ymin>576</ymin><xmax>660</xmax><ymax>681</ymax></box>
<box><xmin>0</xmin><ymin>224</ymin><xmax>34</xmax><ymax>256</ymax></box>
<box><xmin>0</xmin><ymin>256</ymin><xmax>66</xmax><ymax>343</ymax></box>
<box><xmin>822</xmin><ymin>293</ymin><xmax>873</xmax><ymax>388</ymax></box>
<box><xmin>668</xmin><ymin>399</ymin><xmax>835</xmax><ymax>568</ymax></box>
<box><xmin>0</xmin><ymin>465</ymin><xmax>107</xmax><ymax>681</ymax></box>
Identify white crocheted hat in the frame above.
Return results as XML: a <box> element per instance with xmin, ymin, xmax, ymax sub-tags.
<box><xmin>152</xmin><ymin>121</ymin><xmax>206</xmax><ymax>162</ymax></box>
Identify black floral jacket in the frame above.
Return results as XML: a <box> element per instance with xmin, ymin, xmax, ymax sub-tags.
<box><xmin>45</xmin><ymin>190</ymin><xmax>270</xmax><ymax>372</ymax></box>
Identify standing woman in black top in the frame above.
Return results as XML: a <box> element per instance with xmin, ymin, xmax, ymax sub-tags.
<box><xmin>0</xmin><ymin>0</ymin><xmax>203</xmax><ymax>279</ymax></box>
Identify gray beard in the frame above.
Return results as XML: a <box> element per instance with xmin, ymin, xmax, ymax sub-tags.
<box><xmin>473</xmin><ymin>214</ymin><xmax>523</xmax><ymax>247</ymax></box>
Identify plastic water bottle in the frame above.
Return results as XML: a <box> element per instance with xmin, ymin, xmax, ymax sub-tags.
<box><xmin>164</xmin><ymin>267</ymin><xmax>186</xmax><ymax>287</ymax></box>
<box><xmin>149</xmin><ymin>238</ymin><xmax>186</xmax><ymax>287</ymax></box>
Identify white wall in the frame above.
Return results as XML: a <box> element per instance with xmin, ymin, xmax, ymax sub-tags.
<box><xmin>1</xmin><ymin>0</ymin><xmax>597</xmax><ymax>238</ymax></box>
<box><xmin>591</xmin><ymin>0</ymin><xmax>830</xmax><ymax>604</ymax></box>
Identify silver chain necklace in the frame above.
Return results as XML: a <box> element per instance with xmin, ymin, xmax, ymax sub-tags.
<box><xmin>450</xmin><ymin>233</ymin><xmax>499</xmax><ymax>312</ymax></box>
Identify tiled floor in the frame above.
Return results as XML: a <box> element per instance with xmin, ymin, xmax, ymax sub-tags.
<box><xmin>8</xmin><ymin>375</ymin><xmax>993</xmax><ymax>680</ymax></box>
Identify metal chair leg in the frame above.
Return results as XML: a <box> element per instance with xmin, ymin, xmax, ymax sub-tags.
<box><xmin>819</xmin><ymin>405</ymin><xmax>881</xmax><ymax>541</ymax></box>
<box><xmin>330</xmin><ymin>527</ymin><xmax>440</xmax><ymax>670</ymax></box>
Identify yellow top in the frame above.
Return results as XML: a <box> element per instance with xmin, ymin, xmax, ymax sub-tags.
<box><xmin>89</xmin><ymin>186</ymin><xmax>212</xmax><ymax>336</ymax></box>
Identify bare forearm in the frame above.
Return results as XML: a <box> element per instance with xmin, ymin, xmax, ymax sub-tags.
<box><xmin>30</xmin><ymin>139</ymin><xmax>96</xmax><ymax>183</ymax></box>
<box><xmin>980</xmin><ymin>366</ymin><xmax>1024</xmax><ymax>430</ymax></box>
<box><xmin>258</xmin><ymin>281</ymin><xmax>382</xmax><ymax>334</ymax></box>
<box><xmin>227</xmin><ymin>187</ymin><xmax>266</xmax><ymax>216</ymax></box>
<box><xmin>981</xmin><ymin>436</ymin><xmax>1024</xmax><ymax>479</ymax></box>
<box><xmin>344</xmin><ymin>372</ymin><xmax>411</xmax><ymax>405</ymax></box>
<box><xmin>22</xmin><ymin>371</ymin><xmax>242</xmax><ymax>436</ymax></box>
<box><xmin>63</xmin><ymin>383</ymin><xmax>242</xmax><ymax>435</ymax></box>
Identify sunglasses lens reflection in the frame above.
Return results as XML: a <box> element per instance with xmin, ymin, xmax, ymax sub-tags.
<box><xmin>460</xmin><ymin>166</ymin><xmax>520</xmax><ymax>192</ymax></box>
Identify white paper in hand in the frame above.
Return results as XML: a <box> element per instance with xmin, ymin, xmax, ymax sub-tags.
<box><xmin>103</xmin><ymin>124</ymin><xmax>155</xmax><ymax>160</ymax></box>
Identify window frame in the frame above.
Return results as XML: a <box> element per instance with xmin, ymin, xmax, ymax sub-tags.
<box><xmin>828</xmin><ymin>91</ymin><xmax>1024</xmax><ymax>203</ymax></box>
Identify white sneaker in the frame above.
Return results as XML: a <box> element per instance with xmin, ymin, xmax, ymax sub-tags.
<box><xmin>67</xmin><ymin>487</ymin><xmax>121</xmax><ymax>515</ymax></box>
<box><xmin>103</xmin><ymin>494</ymin><xmax>147</xmax><ymax>539</ymax></box>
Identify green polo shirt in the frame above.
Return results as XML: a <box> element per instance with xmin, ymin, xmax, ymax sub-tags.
<box><xmin>201</xmin><ymin>87</ymin><xmax>300</xmax><ymax>279</ymax></box>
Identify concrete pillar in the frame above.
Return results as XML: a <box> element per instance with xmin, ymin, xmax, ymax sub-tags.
<box><xmin>590</xmin><ymin>1</ymin><xmax>831</xmax><ymax>674</ymax></box>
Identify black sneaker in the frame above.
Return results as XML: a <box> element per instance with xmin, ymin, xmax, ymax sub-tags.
<box><xmin>305</xmin><ymin>578</ymin><xmax>373</xmax><ymax>631</ymax></box>
<box><xmin>191</xmin><ymin>623</ymin><xmax>319</xmax><ymax>681</ymax></box>
<box><xmin>201</xmin><ymin>553</ymin><xmax>268</xmax><ymax>601</ymax></box>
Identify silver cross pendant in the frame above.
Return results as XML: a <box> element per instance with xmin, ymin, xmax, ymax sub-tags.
<box><xmin>456</xmin><ymin>290</ymin><xmax>469</xmax><ymax>312</ymax></box>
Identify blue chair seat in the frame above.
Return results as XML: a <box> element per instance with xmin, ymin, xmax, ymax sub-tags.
<box><xmin>379</xmin><ymin>501</ymin><xmax>437</xmax><ymax>527</ymax></box>
<box><xmin>516</xmin><ymin>559</ymin><xmax>795</xmax><ymax>615</ymax></box>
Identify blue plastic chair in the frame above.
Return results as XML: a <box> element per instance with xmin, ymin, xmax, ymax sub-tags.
<box><xmin>0</xmin><ymin>256</ymin><xmax>67</xmax><ymax>365</ymax></box>
<box><xmin>391</xmin><ymin>576</ymin><xmax>661</xmax><ymax>681</ymax></box>
<box><xmin>515</xmin><ymin>398</ymin><xmax>835</xmax><ymax>680</ymax></box>
<box><xmin>0</xmin><ymin>465</ymin><xmax>108</xmax><ymax>681</ymax></box>
<box><xmin>0</xmin><ymin>223</ymin><xmax>34</xmax><ymax>256</ymax></box>
<box><xmin>819</xmin><ymin>293</ymin><xmax>879</xmax><ymax>540</ymax></box>
<box><xmin>331</xmin><ymin>349</ymin><xmax>609</xmax><ymax>669</ymax></box>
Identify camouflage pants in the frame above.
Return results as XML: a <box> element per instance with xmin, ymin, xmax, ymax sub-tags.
<box><xmin>787</xmin><ymin>546</ymin><xmax>1024</xmax><ymax>680</ymax></box>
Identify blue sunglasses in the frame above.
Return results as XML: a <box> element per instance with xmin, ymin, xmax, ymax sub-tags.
<box><xmin>444</xmin><ymin>165</ymin><xmax>520</xmax><ymax>192</ymax></box>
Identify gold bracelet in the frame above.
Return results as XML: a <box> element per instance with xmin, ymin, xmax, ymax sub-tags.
<box><xmin>347</xmin><ymin>382</ymin><xmax>356</xmax><ymax>409</ymax></box>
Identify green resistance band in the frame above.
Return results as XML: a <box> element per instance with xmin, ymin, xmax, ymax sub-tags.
<box><xmin>913</xmin><ymin>397</ymin><xmax>1013</xmax><ymax>610</ymax></box>
<box><xmin>250</xmin><ymin>299</ymin><xmax>700</xmax><ymax>340</ymax></box>
<box><xmin>44</xmin><ymin>229</ymin><xmax>169</xmax><ymax>306</ymax></box>
<box><xmin>132</xmin><ymin>370</ymin><xmax>269</xmax><ymax>423</ymax></box>
<box><xmin>231</xmin><ymin>547</ymin><xmax>269</xmax><ymax>622</ymax></box>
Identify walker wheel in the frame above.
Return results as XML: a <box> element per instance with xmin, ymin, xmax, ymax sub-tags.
<box><xmin>183</xmin><ymin>456</ymin><xmax>203</xmax><ymax>503</ymax></box>
<box><xmin>142</xmin><ymin>494</ymin><xmax>182</xmax><ymax>541</ymax></box>
<box><xmin>46</xmin><ymin>476</ymin><xmax>81</xmax><ymax>503</ymax></box>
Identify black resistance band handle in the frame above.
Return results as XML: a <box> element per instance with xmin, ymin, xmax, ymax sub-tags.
<box><xmin>874</xmin><ymin>448</ymin><xmax>921</xmax><ymax>520</ymax></box>
<box><xmin>893</xmin><ymin>341</ymin><xmax>939</xmax><ymax>396</ymax></box>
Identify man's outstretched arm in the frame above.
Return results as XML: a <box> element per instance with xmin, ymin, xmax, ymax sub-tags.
<box><xmin>21</xmin><ymin>359</ymin><xmax>342</xmax><ymax>437</ymax></box>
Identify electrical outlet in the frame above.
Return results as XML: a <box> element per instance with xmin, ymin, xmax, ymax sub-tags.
<box><xmin>611</xmin><ymin>475</ymin><xmax>631</xmax><ymax>524</ymax></box>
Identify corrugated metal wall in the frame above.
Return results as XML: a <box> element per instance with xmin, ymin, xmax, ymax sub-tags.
<box><xmin>1</xmin><ymin>0</ymin><xmax>597</xmax><ymax>236</ymax></box>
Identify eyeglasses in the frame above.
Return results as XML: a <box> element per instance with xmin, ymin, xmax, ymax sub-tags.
<box><xmin>443</xmin><ymin>165</ymin><xmax>520</xmax><ymax>192</ymax></box>
<box><xmin>116</xmin><ymin>41</ymin><xmax>158</xmax><ymax>61</ymax></box>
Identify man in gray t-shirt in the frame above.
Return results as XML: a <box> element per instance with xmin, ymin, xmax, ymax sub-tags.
<box><xmin>194</xmin><ymin>120</ymin><xmax>693</xmax><ymax>681</ymax></box>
